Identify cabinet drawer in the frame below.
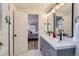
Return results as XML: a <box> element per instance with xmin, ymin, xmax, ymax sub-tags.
<box><xmin>57</xmin><ymin>48</ymin><xmax>75</xmax><ymax>56</ymax></box>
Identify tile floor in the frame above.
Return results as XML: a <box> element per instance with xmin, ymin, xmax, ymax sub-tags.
<box><xmin>19</xmin><ymin>50</ymin><xmax>43</xmax><ymax>56</ymax></box>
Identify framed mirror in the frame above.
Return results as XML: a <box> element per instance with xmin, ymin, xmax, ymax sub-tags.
<box><xmin>54</xmin><ymin>3</ymin><xmax>73</xmax><ymax>37</ymax></box>
<box><xmin>47</xmin><ymin>14</ymin><xmax>55</xmax><ymax>35</ymax></box>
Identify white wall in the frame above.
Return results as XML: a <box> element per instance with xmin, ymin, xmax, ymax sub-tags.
<box><xmin>74</xmin><ymin>4</ymin><xmax>79</xmax><ymax>20</ymax></box>
<box><xmin>73</xmin><ymin>3</ymin><xmax>79</xmax><ymax>35</ymax></box>
<box><xmin>74</xmin><ymin>3</ymin><xmax>79</xmax><ymax>25</ymax></box>
<box><xmin>73</xmin><ymin>3</ymin><xmax>79</xmax><ymax>56</ymax></box>
<box><xmin>0</xmin><ymin>3</ymin><xmax>8</xmax><ymax>56</ymax></box>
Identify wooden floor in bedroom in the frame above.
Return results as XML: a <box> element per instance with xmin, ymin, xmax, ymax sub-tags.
<box><xmin>28</xmin><ymin>39</ymin><xmax>38</xmax><ymax>50</ymax></box>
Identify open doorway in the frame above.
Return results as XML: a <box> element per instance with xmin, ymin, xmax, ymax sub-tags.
<box><xmin>28</xmin><ymin>14</ymin><xmax>39</xmax><ymax>50</ymax></box>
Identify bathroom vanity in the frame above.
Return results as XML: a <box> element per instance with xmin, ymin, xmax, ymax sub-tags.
<box><xmin>40</xmin><ymin>35</ymin><xmax>75</xmax><ymax>56</ymax></box>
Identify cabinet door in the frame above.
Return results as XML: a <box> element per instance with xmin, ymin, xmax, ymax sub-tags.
<box><xmin>43</xmin><ymin>41</ymin><xmax>48</xmax><ymax>56</ymax></box>
<box><xmin>40</xmin><ymin>37</ymin><xmax>45</xmax><ymax>56</ymax></box>
<box><xmin>45</xmin><ymin>43</ymin><xmax>50</xmax><ymax>56</ymax></box>
<box><xmin>48</xmin><ymin>46</ymin><xmax>57</xmax><ymax>56</ymax></box>
<box><xmin>46</xmin><ymin>42</ymin><xmax>57</xmax><ymax>56</ymax></box>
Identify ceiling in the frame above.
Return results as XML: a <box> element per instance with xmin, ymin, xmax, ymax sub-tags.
<box><xmin>13</xmin><ymin>3</ymin><xmax>56</xmax><ymax>12</ymax></box>
<box><xmin>56</xmin><ymin>3</ymin><xmax>72</xmax><ymax>14</ymax></box>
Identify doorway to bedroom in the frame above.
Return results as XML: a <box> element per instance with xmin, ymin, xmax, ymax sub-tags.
<box><xmin>28</xmin><ymin>14</ymin><xmax>39</xmax><ymax>50</ymax></box>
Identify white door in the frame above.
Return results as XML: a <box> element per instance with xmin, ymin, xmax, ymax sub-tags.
<box><xmin>14</xmin><ymin>11</ymin><xmax>28</xmax><ymax>56</ymax></box>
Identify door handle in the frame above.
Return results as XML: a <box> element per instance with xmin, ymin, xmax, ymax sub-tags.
<box><xmin>14</xmin><ymin>34</ymin><xmax>17</xmax><ymax>37</ymax></box>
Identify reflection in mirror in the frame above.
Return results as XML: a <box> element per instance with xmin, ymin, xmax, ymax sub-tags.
<box><xmin>55</xmin><ymin>3</ymin><xmax>73</xmax><ymax>37</ymax></box>
<box><xmin>56</xmin><ymin>16</ymin><xmax>63</xmax><ymax>35</ymax></box>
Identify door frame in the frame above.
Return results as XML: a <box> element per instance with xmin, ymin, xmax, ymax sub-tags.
<box><xmin>13</xmin><ymin>11</ymin><xmax>14</xmax><ymax>56</ymax></box>
<box><xmin>27</xmin><ymin>14</ymin><xmax>39</xmax><ymax>50</ymax></box>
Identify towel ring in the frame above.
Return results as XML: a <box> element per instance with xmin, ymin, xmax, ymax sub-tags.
<box><xmin>75</xmin><ymin>16</ymin><xmax>79</xmax><ymax>23</ymax></box>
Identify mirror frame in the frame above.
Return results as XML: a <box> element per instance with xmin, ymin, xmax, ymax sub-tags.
<box><xmin>54</xmin><ymin>3</ymin><xmax>74</xmax><ymax>38</ymax></box>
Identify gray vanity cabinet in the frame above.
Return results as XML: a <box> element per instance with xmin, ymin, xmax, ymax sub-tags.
<box><xmin>40</xmin><ymin>36</ymin><xmax>75</xmax><ymax>56</ymax></box>
<box><xmin>40</xmin><ymin>37</ymin><xmax>56</xmax><ymax>56</ymax></box>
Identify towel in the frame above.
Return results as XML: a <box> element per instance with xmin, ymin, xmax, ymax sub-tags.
<box><xmin>73</xmin><ymin>22</ymin><xmax>79</xmax><ymax>42</ymax></box>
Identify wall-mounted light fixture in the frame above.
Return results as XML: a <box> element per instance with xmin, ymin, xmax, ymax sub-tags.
<box><xmin>47</xmin><ymin>3</ymin><xmax>65</xmax><ymax>17</ymax></box>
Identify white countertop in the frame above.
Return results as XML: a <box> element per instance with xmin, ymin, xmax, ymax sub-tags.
<box><xmin>41</xmin><ymin>35</ymin><xmax>76</xmax><ymax>50</ymax></box>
